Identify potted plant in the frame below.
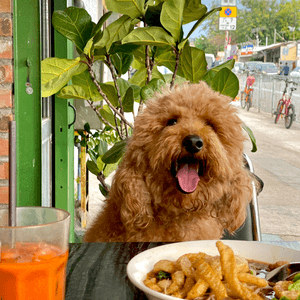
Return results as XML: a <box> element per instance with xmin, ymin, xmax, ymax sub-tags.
<box><xmin>41</xmin><ymin>0</ymin><xmax>256</xmax><ymax>196</ymax></box>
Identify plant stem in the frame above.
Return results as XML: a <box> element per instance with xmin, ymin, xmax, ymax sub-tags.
<box><xmin>87</xmin><ymin>100</ymin><xmax>117</xmax><ymax>131</ymax></box>
<box><xmin>145</xmin><ymin>45</ymin><xmax>152</xmax><ymax>84</ymax></box>
<box><xmin>85</xmin><ymin>59</ymin><xmax>133</xmax><ymax>129</ymax></box>
<box><xmin>97</xmin><ymin>172</ymin><xmax>110</xmax><ymax>194</ymax></box>
<box><xmin>170</xmin><ymin>48</ymin><xmax>180</xmax><ymax>89</ymax></box>
<box><xmin>105</xmin><ymin>54</ymin><xmax>128</xmax><ymax>139</ymax></box>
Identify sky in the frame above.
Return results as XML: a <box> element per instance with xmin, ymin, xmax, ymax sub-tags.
<box><xmin>183</xmin><ymin>0</ymin><xmax>243</xmax><ymax>39</ymax></box>
<box><xmin>182</xmin><ymin>0</ymin><xmax>214</xmax><ymax>38</ymax></box>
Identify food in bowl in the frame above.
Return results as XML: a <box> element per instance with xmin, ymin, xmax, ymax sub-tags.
<box><xmin>143</xmin><ymin>241</ymin><xmax>300</xmax><ymax>300</ymax></box>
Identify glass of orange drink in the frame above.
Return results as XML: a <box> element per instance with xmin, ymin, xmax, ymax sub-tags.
<box><xmin>0</xmin><ymin>206</ymin><xmax>70</xmax><ymax>300</ymax></box>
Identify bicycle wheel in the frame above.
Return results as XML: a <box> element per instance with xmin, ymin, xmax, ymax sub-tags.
<box><xmin>246</xmin><ymin>91</ymin><xmax>253</xmax><ymax>111</ymax></box>
<box><xmin>285</xmin><ymin>103</ymin><xmax>295</xmax><ymax>129</ymax></box>
<box><xmin>274</xmin><ymin>100</ymin><xmax>283</xmax><ymax>124</ymax></box>
<box><xmin>240</xmin><ymin>92</ymin><xmax>246</xmax><ymax>109</ymax></box>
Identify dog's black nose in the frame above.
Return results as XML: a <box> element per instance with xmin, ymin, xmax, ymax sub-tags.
<box><xmin>183</xmin><ymin>135</ymin><xmax>203</xmax><ymax>153</ymax></box>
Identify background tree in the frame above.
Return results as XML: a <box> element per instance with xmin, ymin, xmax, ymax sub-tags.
<box><xmin>194</xmin><ymin>34</ymin><xmax>223</xmax><ymax>55</ymax></box>
<box><xmin>195</xmin><ymin>0</ymin><xmax>298</xmax><ymax>47</ymax></box>
<box><xmin>276</xmin><ymin>0</ymin><xmax>300</xmax><ymax>41</ymax></box>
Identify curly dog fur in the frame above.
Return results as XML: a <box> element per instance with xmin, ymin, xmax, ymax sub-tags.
<box><xmin>84</xmin><ymin>82</ymin><xmax>253</xmax><ymax>242</ymax></box>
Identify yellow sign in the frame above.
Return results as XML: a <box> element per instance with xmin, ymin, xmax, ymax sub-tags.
<box><xmin>220</xmin><ymin>7</ymin><xmax>237</xmax><ymax>18</ymax></box>
<box><xmin>281</xmin><ymin>45</ymin><xmax>297</xmax><ymax>61</ymax></box>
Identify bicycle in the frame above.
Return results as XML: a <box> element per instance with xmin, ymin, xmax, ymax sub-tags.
<box><xmin>240</xmin><ymin>72</ymin><xmax>255</xmax><ymax>111</ymax></box>
<box><xmin>274</xmin><ymin>77</ymin><xmax>298</xmax><ymax>129</ymax></box>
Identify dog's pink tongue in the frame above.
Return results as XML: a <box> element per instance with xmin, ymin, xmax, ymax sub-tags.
<box><xmin>176</xmin><ymin>164</ymin><xmax>199</xmax><ymax>193</ymax></box>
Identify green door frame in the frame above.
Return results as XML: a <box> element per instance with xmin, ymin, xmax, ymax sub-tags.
<box><xmin>13</xmin><ymin>0</ymin><xmax>41</xmax><ymax>206</ymax></box>
<box><xmin>14</xmin><ymin>0</ymin><xmax>75</xmax><ymax>242</ymax></box>
<box><xmin>53</xmin><ymin>0</ymin><xmax>75</xmax><ymax>242</ymax></box>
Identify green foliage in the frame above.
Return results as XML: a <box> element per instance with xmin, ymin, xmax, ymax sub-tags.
<box><xmin>42</xmin><ymin>1</ymin><xmax>255</xmax><ymax>195</ymax></box>
<box><xmin>198</xmin><ymin>0</ymin><xmax>300</xmax><ymax>47</ymax></box>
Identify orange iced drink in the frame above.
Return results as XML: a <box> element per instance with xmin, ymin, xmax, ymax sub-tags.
<box><xmin>0</xmin><ymin>242</ymin><xmax>68</xmax><ymax>300</ymax></box>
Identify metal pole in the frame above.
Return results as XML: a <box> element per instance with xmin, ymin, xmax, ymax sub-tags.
<box><xmin>225</xmin><ymin>30</ymin><xmax>228</xmax><ymax>60</ymax></box>
<box><xmin>9</xmin><ymin>121</ymin><xmax>17</xmax><ymax>227</ymax></box>
<box><xmin>271</xmin><ymin>78</ymin><xmax>275</xmax><ymax>116</ymax></box>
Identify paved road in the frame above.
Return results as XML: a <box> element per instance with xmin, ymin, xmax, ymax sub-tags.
<box><xmin>237</xmin><ymin>105</ymin><xmax>300</xmax><ymax>241</ymax></box>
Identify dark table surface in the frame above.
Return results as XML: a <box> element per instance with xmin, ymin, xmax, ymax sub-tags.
<box><xmin>65</xmin><ymin>241</ymin><xmax>300</xmax><ymax>300</ymax></box>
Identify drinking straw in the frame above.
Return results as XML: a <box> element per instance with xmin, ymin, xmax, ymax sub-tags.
<box><xmin>9</xmin><ymin>121</ymin><xmax>17</xmax><ymax>229</ymax></box>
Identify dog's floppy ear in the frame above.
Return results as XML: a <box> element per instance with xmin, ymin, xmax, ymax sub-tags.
<box><xmin>219</xmin><ymin>170</ymin><xmax>253</xmax><ymax>234</ymax></box>
<box><xmin>113</xmin><ymin>167</ymin><xmax>154</xmax><ymax>234</ymax></box>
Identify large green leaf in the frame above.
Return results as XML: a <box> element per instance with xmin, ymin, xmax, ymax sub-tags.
<box><xmin>242</xmin><ymin>124</ymin><xmax>257</xmax><ymax>153</ymax></box>
<box><xmin>94</xmin><ymin>15</ymin><xmax>133</xmax><ymax>51</ymax></box>
<box><xmin>177</xmin><ymin>44</ymin><xmax>207</xmax><ymax>83</ymax></box>
<box><xmin>52</xmin><ymin>7</ymin><xmax>93</xmax><ymax>51</ymax></box>
<box><xmin>122</xmin><ymin>87</ymin><xmax>134</xmax><ymax>112</ymax></box>
<box><xmin>202</xmin><ymin>69</ymin><xmax>216</xmax><ymax>87</ymax></box>
<box><xmin>140</xmin><ymin>78</ymin><xmax>165</xmax><ymax>100</ymax></box>
<box><xmin>98</xmin><ymin>140</ymin><xmax>108</xmax><ymax>156</ymax></box>
<box><xmin>185</xmin><ymin>7</ymin><xmax>221</xmax><ymax>40</ymax></box>
<box><xmin>156</xmin><ymin>50</ymin><xmax>176</xmax><ymax>70</ymax></box>
<box><xmin>103</xmin><ymin>158</ymin><xmax>121</xmax><ymax>177</ymax></box>
<box><xmin>161</xmin><ymin>0</ymin><xmax>184</xmax><ymax>42</ymax></box>
<box><xmin>86</xmin><ymin>160</ymin><xmax>100</xmax><ymax>176</ymax></box>
<box><xmin>152</xmin><ymin>65</ymin><xmax>166</xmax><ymax>82</ymax></box>
<box><xmin>131</xmin><ymin>84</ymin><xmax>141</xmax><ymax>101</ymax></box>
<box><xmin>101</xmin><ymin>140</ymin><xmax>127</xmax><ymax>164</ymax></box>
<box><xmin>99</xmin><ymin>83</ymin><xmax>119</xmax><ymax>107</ymax></box>
<box><xmin>129</xmin><ymin>67</ymin><xmax>148</xmax><ymax>86</ymax></box>
<box><xmin>100</xmin><ymin>105</ymin><xmax>120</xmax><ymax>127</ymax></box>
<box><xmin>129</xmin><ymin>65</ymin><xmax>165</xmax><ymax>87</ymax></box>
<box><xmin>92</xmin><ymin>11</ymin><xmax>113</xmax><ymax>43</ymax></box>
<box><xmin>122</xmin><ymin>27</ymin><xmax>176</xmax><ymax>47</ymax></box>
<box><xmin>145</xmin><ymin>2</ymin><xmax>163</xmax><ymax>27</ymax></box>
<box><xmin>111</xmin><ymin>52</ymin><xmax>134</xmax><ymax>76</ymax></box>
<box><xmin>163</xmin><ymin>73</ymin><xmax>186</xmax><ymax>84</ymax></box>
<box><xmin>57</xmin><ymin>85</ymin><xmax>87</xmax><ymax>100</ymax></box>
<box><xmin>210</xmin><ymin>68</ymin><xmax>239</xmax><ymax>99</ymax></box>
<box><xmin>202</xmin><ymin>59</ymin><xmax>236</xmax><ymax>88</ymax></box>
<box><xmin>212</xmin><ymin>59</ymin><xmax>235</xmax><ymax>71</ymax></box>
<box><xmin>115</xmin><ymin>78</ymin><xmax>140</xmax><ymax>101</ymax></box>
<box><xmin>116</xmin><ymin>78</ymin><xmax>131</xmax><ymax>98</ymax></box>
<box><xmin>110</xmin><ymin>42</ymin><xmax>141</xmax><ymax>54</ymax></box>
<box><xmin>105</xmin><ymin>0</ymin><xmax>145</xmax><ymax>19</ymax></box>
<box><xmin>72</xmin><ymin>70</ymin><xmax>101</xmax><ymax>102</ymax></box>
<box><xmin>41</xmin><ymin>57</ymin><xmax>87</xmax><ymax>97</ymax></box>
<box><xmin>96</xmin><ymin>156</ymin><xmax>105</xmax><ymax>172</ymax></box>
<box><xmin>182</xmin><ymin>0</ymin><xmax>207</xmax><ymax>24</ymax></box>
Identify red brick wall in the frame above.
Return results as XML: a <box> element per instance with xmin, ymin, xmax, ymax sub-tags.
<box><xmin>0</xmin><ymin>0</ymin><xmax>13</xmax><ymax>205</ymax></box>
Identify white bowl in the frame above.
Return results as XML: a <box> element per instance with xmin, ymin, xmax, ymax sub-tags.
<box><xmin>127</xmin><ymin>240</ymin><xmax>300</xmax><ymax>300</ymax></box>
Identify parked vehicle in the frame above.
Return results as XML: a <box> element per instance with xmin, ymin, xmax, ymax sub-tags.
<box><xmin>234</xmin><ymin>62</ymin><xmax>245</xmax><ymax>73</ymax></box>
<box><xmin>244</xmin><ymin>61</ymin><xmax>261</xmax><ymax>72</ymax></box>
<box><xmin>290</xmin><ymin>66</ymin><xmax>300</xmax><ymax>78</ymax></box>
<box><xmin>256</xmin><ymin>63</ymin><xmax>279</xmax><ymax>76</ymax></box>
<box><xmin>205</xmin><ymin>54</ymin><xmax>215</xmax><ymax>69</ymax></box>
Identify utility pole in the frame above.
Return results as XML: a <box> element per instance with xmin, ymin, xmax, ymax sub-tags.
<box><xmin>251</xmin><ymin>27</ymin><xmax>265</xmax><ymax>47</ymax></box>
<box><xmin>224</xmin><ymin>30</ymin><xmax>229</xmax><ymax>60</ymax></box>
<box><xmin>274</xmin><ymin>28</ymin><xmax>276</xmax><ymax>44</ymax></box>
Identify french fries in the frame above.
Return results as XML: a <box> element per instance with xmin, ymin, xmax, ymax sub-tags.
<box><xmin>144</xmin><ymin>241</ymin><xmax>268</xmax><ymax>300</ymax></box>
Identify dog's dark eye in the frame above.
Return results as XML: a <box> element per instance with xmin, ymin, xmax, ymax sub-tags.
<box><xmin>205</xmin><ymin>120</ymin><xmax>215</xmax><ymax>131</ymax></box>
<box><xmin>166</xmin><ymin>118</ymin><xmax>177</xmax><ymax>126</ymax></box>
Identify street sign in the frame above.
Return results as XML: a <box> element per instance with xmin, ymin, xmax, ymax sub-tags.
<box><xmin>219</xmin><ymin>6</ymin><xmax>237</xmax><ymax>31</ymax></box>
<box><xmin>220</xmin><ymin>6</ymin><xmax>237</xmax><ymax>18</ymax></box>
<box><xmin>220</xmin><ymin>0</ymin><xmax>237</xmax><ymax>5</ymax></box>
<box><xmin>219</xmin><ymin>17</ymin><xmax>236</xmax><ymax>31</ymax></box>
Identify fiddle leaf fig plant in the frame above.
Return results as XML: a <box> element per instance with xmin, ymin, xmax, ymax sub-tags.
<box><xmin>42</xmin><ymin>0</ymin><xmax>255</xmax><ymax>196</ymax></box>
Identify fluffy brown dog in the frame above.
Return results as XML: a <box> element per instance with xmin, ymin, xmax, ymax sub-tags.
<box><xmin>84</xmin><ymin>82</ymin><xmax>254</xmax><ymax>242</ymax></box>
